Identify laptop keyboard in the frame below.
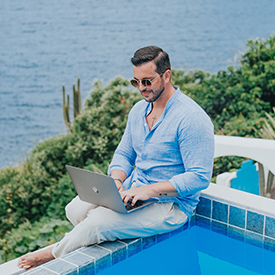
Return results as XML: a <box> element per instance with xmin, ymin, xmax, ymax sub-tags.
<box><xmin>125</xmin><ymin>200</ymin><xmax>143</xmax><ymax>211</ymax></box>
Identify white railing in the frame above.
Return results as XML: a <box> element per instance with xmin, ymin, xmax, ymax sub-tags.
<box><xmin>214</xmin><ymin>135</ymin><xmax>275</xmax><ymax>196</ymax></box>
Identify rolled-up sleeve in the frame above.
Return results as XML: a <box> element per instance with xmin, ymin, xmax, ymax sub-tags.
<box><xmin>169</xmin><ymin>112</ymin><xmax>215</xmax><ymax>197</ymax></box>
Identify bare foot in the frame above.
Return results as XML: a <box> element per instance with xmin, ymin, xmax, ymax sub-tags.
<box><xmin>17</xmin><ymin>247</ymin><xmax>54</xmax><ymax>270</ymax></box>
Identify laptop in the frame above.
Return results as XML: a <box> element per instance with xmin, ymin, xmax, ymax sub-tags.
<box><xmin>66</xmin><ymin>165</ymin><xmax>158</xmax><ymax>214</ymax></box>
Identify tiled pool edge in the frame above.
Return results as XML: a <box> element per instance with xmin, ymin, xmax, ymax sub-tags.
<box><xmin>21</xmin><ymin>222</ymin><xmax>190</xmax><ymax>275</ymax></box>
<box><xmin>4</xmin><ymin>183</ymin><xmax>275</xmax><ymax>274</ymax></box>
<box><xmin>197</xmin><ymin>183</ymin><xmax>275</xmax><ymax>252</ymax></box>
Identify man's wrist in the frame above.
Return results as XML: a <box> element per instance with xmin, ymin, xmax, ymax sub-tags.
<box><xmin>113</xmin><ymin>178</ymin><xmax>123</xmax><ymax>184</ymax></box>
<box><xmin>150</xmin><ymin>181</ymin><xmax>179</xmax><ymax>197</ymax></box>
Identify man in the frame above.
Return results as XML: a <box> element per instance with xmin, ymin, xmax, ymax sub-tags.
<box><xmin>18</xmin><ymin>46</ymin><xmax>214</xmax><ymax>270</ymax></box>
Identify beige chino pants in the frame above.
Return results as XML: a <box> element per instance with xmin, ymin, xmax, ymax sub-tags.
<box><xmin>52</xmin><ymin>195</ymin><xmax>187</xmax><ymax>258</ymax></box>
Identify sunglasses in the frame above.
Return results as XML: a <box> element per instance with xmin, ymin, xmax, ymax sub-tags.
<box><xmin>130</xmin><ymin>72</ymin><xmax>164</xmax><ymax>88</ymax></box>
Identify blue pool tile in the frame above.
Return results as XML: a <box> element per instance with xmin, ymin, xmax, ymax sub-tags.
<box><xmin>78</xmin><ymin>264</ymin><xmax>95</xmax><ymax>275</ymax></box>
<box><xmin>264</xmin><ymin>236</ymin><xmax>275</xmax><ymax>252</ymax></box>
<box><xmin>170</xmin><ymin>225</ymin><xmax>185</xmax><ymax>238</ymax></box>
<box><xmin>80</xmin><ymin>245</ymin><xmax>111</xmax><ymax>274</ymax></box>
<box><xmin>63</xmin><ymin>251</ymin><xmax>95</xmax><ymax>275</ymax></box>
<box><xmin>246</xmin><ymin>211</ymin><xmax>264</xmax><ymax>234</ymax></box>
<box><xmin>120</xmin><ymin>238</ymin><xmax>142</xmax><ymax>258</ymax></box>
<box><xmin>80</xmin><ymin>245</ymin><xmax>109</xmax><ymax>259</ymax></box>
<box><xmin>245</xmin><ymin>231</ymin><xmax>263</xmax><ymax>248</ymax></box>
<box><xmin>229</xmin><ymin>206</ymin><xmax>245</xmax><ymax>229</ymax></box>
<box><xmin>212</xmin><ymin>201</ymin><xmax>228</xmax><ymax>223</ymax></box>
<box><xmin>25</xmin><ymin>267</ymin><xmax>58</xmax><ymax>275</ymax></box>
<box><xmin>157</xmin><ymin>232</ymin><xmax>170</xmax><ymax>243</ymax></box>
<box><xmin>212</xmin><ymin>220</ymin><xmax>227</xmax><ymax>235</ymax></box>
<box><xmin>227</xmin><ymin>225</ymin><xmax>245</xmax><ymax>242</ymax></box>
<box><xmin>98</xmin><ymin>241</ymin><xmax>126</xmax><ymax>251</ymax></box>
<box><xmin>95</xmin><ymin>255</ymin><xmax>112</xmax><ymax>274</ymax></box>
<box><xmin>265</xmin><ymin>216</ymin><xmax>275</xmax><ymax>238</ymax></box>
<box><xmin>190</xmin><ymin>214</ymin><xmax>196</xmax><ymax>226</ymax></box>
<box><xmin>98</xmin><ymin>241</ymin><xmax>127</xmax><ymax>265</ymax></box>
<box><xmin>196</xmin><ymin>215</ymin><xmax>211</xmax><ymax>230</ymax></box>
<box><xmin>119</xmin><ymin>238</ymin><xmax>140</xmax><ymax>244</ymax></box>
<box><xmin>43</xmin><ymin>259</ymin><xmax>77</xmax><ymax>275</ymax></box>
<box><xmin>196</xmin><ymin>197</ymin><xmax>211</xmax><ymax>218</ymax></box>
<box><xmin>142</xmin><ymin>235</ymin><xmax>156</xmax><ymax>250</ymax></box>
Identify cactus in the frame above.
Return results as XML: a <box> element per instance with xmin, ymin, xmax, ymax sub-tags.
<box><xmin>73</xmin><ymin>77</ymin><xmax>81</xmax><ymax>118</ymax></box>
<box><xmin>62</xmin><ymin>85</ymin><xmax>71</xmax><ymax>132</ymax></box>
<box><xmin>62</xmin><ymin>78</ymin><xmax>81</xmax><ymax>132</ymax></box>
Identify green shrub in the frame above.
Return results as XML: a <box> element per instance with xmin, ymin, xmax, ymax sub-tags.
<box><xmin>0</xmin><ymin>161</ymin><xmax>107</xmax><ymax>264</ymax></box>
<box><xmin>0</xmin><ymin>77</ymin><xmax>141</xmax><ymax>263</ymax></box>
<box><xmin>215</xmin><ymin>113</ymin><xmax>265</xmax><ymax>137</ymax></box>
<box><xmin>171</xmin><ymin>35</ymin><xmax>275</xmax><ymax>183</ymax></box>
<box><xmin>0</xmin><ymin>217</ymin><xmax>73</xmax><ymax>263</ymax></box>
<box><xmin>174</xmin><ymin>35</ymin><xmax>275</xmax><ymax>132</ymax></box>
<box><xmin>0</xmin><ymin>134</ymin><xmax>75</xmax><ymax>241</ymax></box>
<box><xmin>70</xmin><ymin>77</ymin><xmax>141</xmax><ymax>164</ymax></box>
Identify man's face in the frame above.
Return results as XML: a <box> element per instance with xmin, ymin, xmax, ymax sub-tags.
<box><xmin>132</xmin><ymin>61</ymin><xmax>165</xmax><ymax>103</ymax></box>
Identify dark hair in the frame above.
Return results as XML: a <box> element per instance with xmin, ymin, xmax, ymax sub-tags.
<box><xmin>131</xmin><ymin>46</ymin><xmax>171</xmax><ymax>75</ymax></box>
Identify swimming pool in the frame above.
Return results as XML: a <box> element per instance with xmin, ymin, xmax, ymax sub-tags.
<box><xmin>97</xmin><ymin>225</ymin><xmax>275</xmax><ymax>275</ymax></box>
<box><xmin>3</xmin><ymin>183</ymin><xmax>275</xmax><ymax>275</ymax></box>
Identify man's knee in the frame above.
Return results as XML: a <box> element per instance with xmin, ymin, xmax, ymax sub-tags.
<box><xmin>65</xmin><ymin>200</ymin><xmax>78</xmax><ymax>226</ymax></box>
<box><xmin>65</xmin><ymin>196</ymin><xmax>97</xmax><ymax>226</ymax></box>
<box><xmin>65</xmin><ymin>196</ymin><xmax>85</xmax><ymax>226</ymax></box>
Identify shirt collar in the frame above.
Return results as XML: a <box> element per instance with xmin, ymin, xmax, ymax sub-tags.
<box><xmin>145</xmin><ymin>86</ymin><xmax>180</xmax><ymax>117</ymax></box>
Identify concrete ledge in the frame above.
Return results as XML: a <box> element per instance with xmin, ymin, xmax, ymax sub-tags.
<box><xmin>0</xmin><ymin>258</ymin><xmax>25</xmax><ymax>275</ymax></box>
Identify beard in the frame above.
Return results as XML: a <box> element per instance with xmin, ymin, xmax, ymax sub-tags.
<box><xmin>142</xmin><ymin>81</ymin><xmax>165</xmax><ymax>103</ymax></box>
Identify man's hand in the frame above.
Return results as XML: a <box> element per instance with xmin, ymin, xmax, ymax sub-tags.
<box><xmin>114</xmin><ymin>179</ymin><xmax>124</xmax><ymax>193</ymax></box>
<box><xmin>121</xmin><ymin>181</ymin><xmax>179</xmax><ymax>206</ymax></box>
<box><xmin>121</xmin><ymin>185</ymin><xmax>155</xmax><ymax>206</ymax></box>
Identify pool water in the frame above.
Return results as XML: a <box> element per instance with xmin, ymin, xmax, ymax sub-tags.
<box><xmin>98</xmin><ymin>226</ymin><xmax>275</xmax><ymax>275</ymax></box>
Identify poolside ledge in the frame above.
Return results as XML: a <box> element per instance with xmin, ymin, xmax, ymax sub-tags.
<box><xmin>2</xmin><ymin>182</ymin><xmax>275</xmax><ymax>275</ymax></box>
<box><xmin>203</xmin><ymin>182</ymin><xmax>275</xmax><ymax>218</ymax></box>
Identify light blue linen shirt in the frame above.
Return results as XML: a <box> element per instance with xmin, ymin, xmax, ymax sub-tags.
<box><xmin>108</xmin><ymin>88</ymin><xmax>214</xmax><ymax>217</ymax></box>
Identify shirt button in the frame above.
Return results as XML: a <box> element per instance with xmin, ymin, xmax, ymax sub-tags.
<box><xmin>144</xmin><ymin>123</ymin><xmax>147</xmax><ymax>126</ymax></box>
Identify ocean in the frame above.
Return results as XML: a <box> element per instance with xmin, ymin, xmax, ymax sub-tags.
<box><xmin>0</xmin><ymin>0</ymin><xmax>274</xmax><ymax>168</ymax></box>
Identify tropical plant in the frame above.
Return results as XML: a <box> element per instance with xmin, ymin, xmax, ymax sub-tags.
<box><xmin>63</xmin><ymin>77</ymin><xmax>82</xmax><ymax>132</ymax></box>
<box><xmin>255</xmin><ymin>107</ymin><xmax>275</xmax><ymax>197</ymax></box>
<box><xmin>257</xmin><ymin>107</ymin><xmax>275</xmax><ymax>139</ymax></box>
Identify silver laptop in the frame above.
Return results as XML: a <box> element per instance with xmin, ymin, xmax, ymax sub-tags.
<box><xmin>66</xmin><ymin>165</ymin><xmax>157</xmax><ymax>214</ymax></box>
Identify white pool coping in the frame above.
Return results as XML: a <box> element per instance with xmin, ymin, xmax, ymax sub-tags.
<box><xmin>0</xmin><ymin>258</ymin><xmax>23</xmax><ymax>275</ymax></box>
<box><xmin>0</xmin><ymin>245</ymin><xmax>54</xmax><ymax>275</ymax></box>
